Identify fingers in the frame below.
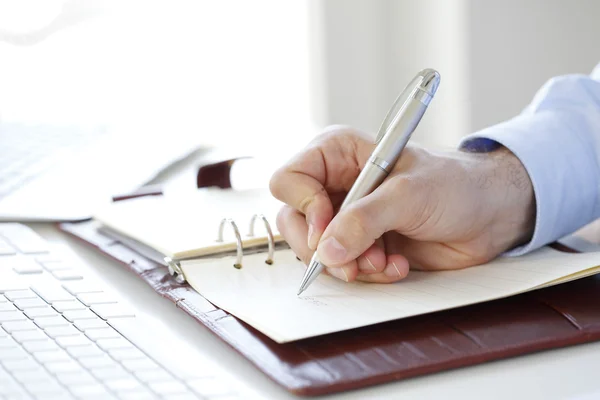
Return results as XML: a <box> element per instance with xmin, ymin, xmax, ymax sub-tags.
<box><xmin>355</xmin><ymin>253</ymin><xmax>410</xmax><ymax>283</ymax></box>
<box><xmin>276</xmin><ymin>205</ymin><xmax>358</xmax><ymax>282</ymax></box>
<box><xmin>383</xmin><ymin>232</ymin><xmax>491</xmax><ymax>271</ymax></box>
<box><xmin>316</xmin><ymin>174</ymin><xmax>429</xmax><ymax>267</ymax></box>
<box><xmin>277</xmin><ymin>205</ymin><xmax>411</xmax><ymax>284</ymax></box>
<box><xmin>269</xmin><ymin>127</ymin><xmax>375</xmax><ymax>250</ymax></box>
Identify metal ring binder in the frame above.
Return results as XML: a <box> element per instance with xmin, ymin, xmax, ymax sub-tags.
<box><xmin>165</xmin><ymin>256</ymin><xmax>186</xmax><ymax>284</ymax></box>
<box><xmin>217</xmin><ymin>218</ymin><xmax>244</xmax><ymax>269</ymax></box>
<box><xmin>248</xmin><ymin>214</ymin><xmax>275</xmax><ymax>265</ymax></box>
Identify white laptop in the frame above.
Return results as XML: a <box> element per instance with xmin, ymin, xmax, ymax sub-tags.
<box><xmin>0</xmin><ymin>122</ymin><xmax>203</xmax><ymax>222</ymax></box>
<box><xmin>0</xmin><ymin>222</ymin><xmax>263</xmax><ymax>399</ymax></box>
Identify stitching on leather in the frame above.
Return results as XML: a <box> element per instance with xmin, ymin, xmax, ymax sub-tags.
<box><xmin>448</xmin><ymin>325</ymin><xmax>487</xmax><ymax>348</ymax></box>
<box><xmin>538</xmin><ymin>300</ymin><xmax>583</xmax><ymax>330</ymax></box>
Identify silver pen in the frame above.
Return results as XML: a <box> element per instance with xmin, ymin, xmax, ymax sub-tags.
<box><xmin>297</xmin><ymin>68</ymin><xmax>441</xmax><ymax>296</ymax></box>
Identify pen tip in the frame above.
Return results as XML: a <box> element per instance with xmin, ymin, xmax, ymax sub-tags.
<box><xmin>297</xmin><ymin>287</ymin><xmax>305</xmax><ymax>296</ymax></box>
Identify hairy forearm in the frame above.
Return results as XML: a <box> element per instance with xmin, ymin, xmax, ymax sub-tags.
<box><xmin>481</xmin><ymin>146</ymin><xmax>536</xmax><ymax>252</ymax></box>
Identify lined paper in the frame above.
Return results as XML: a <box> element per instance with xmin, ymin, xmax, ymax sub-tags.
<box><xmin>182</xmin><ymin>248</ymin><xmax>600</xmax><ymax>343</ymax></box>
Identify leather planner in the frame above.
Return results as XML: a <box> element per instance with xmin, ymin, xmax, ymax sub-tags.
<box><xmin>58</xmin><ymin>161</ymin><xmax>600</xmax><ymax>397</ymax></box>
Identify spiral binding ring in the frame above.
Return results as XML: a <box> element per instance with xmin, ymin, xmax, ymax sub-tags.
<box><xmin>248</xmin><ymin>214</ymin><xmax>275</xmax><ymax>265</ymax></box>
<box><xmin>164</xmin><ymin>256</ymin><xmax>186</xmax><ymax>284</ymax></box>
<box><xmin>217</xmin><ymin>218</ymin><xmax>244</xmax><ymax>269</ymax></box>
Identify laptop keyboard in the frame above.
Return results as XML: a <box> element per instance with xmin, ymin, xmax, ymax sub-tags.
<box><xmin>0</xmin><ymin>124</ymin><xmax>105</xmax><ymax>199</ymax></box>
<box><xmin>0</xmin><ymin>224</ymin><xmax>242</xmax><ymax>400</ymax></box>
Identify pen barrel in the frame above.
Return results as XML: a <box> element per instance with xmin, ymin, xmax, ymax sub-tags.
<box><xmin>374</xmin><ymin>99</ymin><xmax>427</xmax><ymax>172</ymax></box>
<box><xmin>339</xmin><ymin>164</ymin><xmax>388</xmax><ymax>211</ymax></box>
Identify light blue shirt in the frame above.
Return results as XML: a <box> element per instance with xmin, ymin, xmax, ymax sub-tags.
<box><xmin>459</xmin><ymin>63</ymin><xmax>600</xmax><ymax>255</ymax></box>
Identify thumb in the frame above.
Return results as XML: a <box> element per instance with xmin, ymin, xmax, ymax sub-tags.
<box><xmin>315</xmin><ymin>176</ymin><xmax>422</xmax><ymax>266</ymax></box>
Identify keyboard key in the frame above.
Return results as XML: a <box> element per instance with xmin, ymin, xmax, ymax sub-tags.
<box><xmin>70</xmin><ymin>384</ymin><xmax>112</xmax><ymax>397</ymax></box>
<box><xmin>52</xmin><ymin>269</ymin><xmax>83</xmax><ymax>281</ymax></box>
<box><xmin>90</xmin><ymin>365</ymin><xmax>131</xmax><ymax>381</ymax></box>
<box><xmin>1</xmin><ymin>357</ymin><xmax>40</xmax><ymax>371</ymax></box>
<box><xmin>12</xmin><ymin>258</ymin><xmax>43</xmax><ymax>274</ymax></box>
<box><xmin>105</xmin><ymin>378</ymin><xmax>142</xmax><ymax>391</ymax></box>
<box><xmin>74</xmin><ymin>318</ymin><xmax>108</xmax><ymax>331</ymax></box>
<box><xmin>31</xmin><ymin>284</ymin><xmax>74</xmax><ymax>303</ymax></box>
<box><xmin>0</xmin><ymin>302</ymin><xmax>16</xmax><ymax>311</ymax></box>
<box><xmin>52</xmin><ymin>300</ymin><xmax>86</xmax><ymax>312</ymax></box>
<box><xmin>34</xmin><ymin>316</ymin><xmax>69</xmax><ymax>328</ymax></box>
<box><xmin>109</xmin><ymin>347</ymin><xmax>146</xmax><ymax>361</ymax></box>
<box><xmin>0</xmin><ymin>284</ymin><xmax>28</xmax><ymax>293</ymax></box>
<box><xmin>66</xmin><ymin>344</ymin><xmax>104</xmax><ymax>359</ymax></box>
<box><xmin>33</xmin><ymin>350</ymin><xmax>72</xmax><ymax>364</ymax></box>
<box><xmin>40</xmin><ymin>260</ymin><xmax>72</xmax><ymax>272</ymax></box>
<box><xmin>163</xmin><ymin>394</ymin><xmax>198</xmax><ymax>400</ymax></box>
<box><xmin>12</xmin><ymin>368</ymin><xmax>52</xmax><ymax>384</ymax></box>
<box><xmin>44</xmin><ymin>360</ymin><xmax>84</xmax><ymax>374</ymax></box>
<box><xmin>13</xmin><ymin>297</ymin><xmax>47</xmax><ymax>310</ymax></box>
<box><xmin>24</xmin><ymin>307</ymin><xmax>58</xmax><ymax>319</ymax></box>
<box><xmin>121</xmin><ymin>358</ymin><xmax>158</xmax><ymax>372</ymax></box>
<box><xmin>62</xmin><ymin>281</ymin><xmax>102</xmax><ymax>295</ymax></box>
<box><xmin>4</xmin><ymin>289</ymin><xmax>36</xmax><ymax>301</ymax></box>
<box><xmin>77</xmin><ymin>292</ymin><xmax>118</xmax><ymax>306</ymax></box>
<box><xmin>134</xmin><ymin>368</ymin><xmax>173</xmax><ymax>384</ymax></box>
<box><xmin>2</xmin><ymin>320</ymin><xmax>37</xmax><ymax>332</ymax></box>
<box><xmin>85</xmin><ymin>328</ymin><xmax>122</xmax><ymax>341</ymax></box>
<box><xmin>115</xmin><ymin>389</ymin><xmax>157</xmax><ymax>399</ymax></box>
<box><xmin>90</xmin><ymin>304</ymin><xmax>135</xmax><ymax>320</ymax></box>
<box><xmin>78</xmin><ymin>355</ymin><xmax>117</xmax><ymax>369</ymax></box>
<box><xmin>0</xmin><ymin>310</ymin><xmax>27</xmax><ymax>322</ymax></box>
<box><xmin>0</xmin><ymin>347</ymin><xmax>28</xmax><ymax>360</ymax></box>
<box><xmin>96</xmin><ymin>337</ymin><xmax>132</xmax><ymax>351</ymax></box>
<box><xmin>2</xmin><ymin>226</ymin><xmax>49</xmax><ymax>254</ymax></box>
<box><xmin>148</xmin><ymin>381</ymin><xmax>188</xmax><ymax>396</ymax></box>
<box><xmin>187</xmin><ymin>377</ymin><xmax>234</xmax><ymax>397</ymax></box>
<box><xmin>11</xmin><ymin>329</ymin><xmax>48</xmax><ymax>343</ymax></box>
<box><xmin>44</xmin><ymin>325</ymin><xmax>80</xmax><ymax>338</ymax></box>
<box><xmin>56</xmin><ymin>335</ymin><xmax>93</xmax><ymax>348</ymax></box>
<box><xmin>0</xmin><ymin>337</ymin><xmax>15</xmax><ymax>347</ymax></box>
<box><xmin>21</xmin><ymin>339</ymin><xmax>59</xmax><ymax>353</ymax></box>
<box><xmin>55</xmin><ymin>370</ymin><xmax>97</xmax><ymax>386</ymax></box>
<box><xmin>26</xmin><ymin>380</ymin><xmax>66</xmax><ymax>395</ymax></box>
<box><xmin>63</xmin><ymin>309</ymin><xmax>97</xmax><ymax>322</ymax></box>
<box><xmin>0</xmin><ymin>238</ymin><xmax>16</xmax><ymax>255</ymax></box>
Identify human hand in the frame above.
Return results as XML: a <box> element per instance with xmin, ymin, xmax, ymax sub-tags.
<box><xmin>269</xmin><ymin>126</ymin><xmax>535</xmax><ymax>283</ymax></box>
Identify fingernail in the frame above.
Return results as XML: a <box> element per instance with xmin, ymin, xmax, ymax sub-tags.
<box><xmin>307</xmin><ymin>224</ymin><xmax>316</xmax><ymax>250</ymax></box>
<box><xmin>384</xmin><ymin>262</ymin><xmax>402</xmax><ymax>278</ymax></box>
<box><xmin>327</xmin><ymin>267</ymin><xmax>349</xmax><ymax>282</ymax></box>
<box><xmin>358</xmin><ymin>256</ymin><xmax>377</xmax><ymax>272</ymax></box>
<box><xmin>318</xmin><ymin>237</ymin><xmax>347</xmax><ymax>264</ymax></box>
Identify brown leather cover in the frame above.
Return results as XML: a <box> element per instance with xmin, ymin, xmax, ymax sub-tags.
<box><xmin>59</xmin><ymin>219</ymin><xmax>600</xmax><ymax>397</ymax></box>
<box><xmin>58</xmin><ymin>160</ymin><xmax>600</xmax><ymax>396</ymax></box>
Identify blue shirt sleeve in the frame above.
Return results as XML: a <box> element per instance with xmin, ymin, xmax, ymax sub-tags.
<box><xmin>459</xmin><ymin>64</ymin><xmax>600</xmax><ymax>255</ymax></box>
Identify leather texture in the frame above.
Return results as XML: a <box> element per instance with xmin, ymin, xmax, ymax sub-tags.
<box><xmin>59</xmin><ymin>220</ymin><xmax>600</xmax><ymax>396</ymax></box>
<box><xmin>57</xmin><ymin>160</ymin><xmax>600</xmax><ymax>396</ymax></box>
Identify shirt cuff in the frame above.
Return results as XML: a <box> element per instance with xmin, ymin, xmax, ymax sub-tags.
<box><xmin>459</xmin><ymin>112</ymin><xmax>599</xmax><ymax>256</ymax></box>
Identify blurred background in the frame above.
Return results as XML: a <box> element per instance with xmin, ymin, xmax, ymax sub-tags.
<box><xmin>1</xmin><ymin>0</ymin><xmax>599</xmax><ymax>155</ymax></box>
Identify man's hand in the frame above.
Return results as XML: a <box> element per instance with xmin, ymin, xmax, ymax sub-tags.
<box><xmin>269</xmin><ymin>126</ymin><xmax>536</xmax><ymax>283</ymax></box>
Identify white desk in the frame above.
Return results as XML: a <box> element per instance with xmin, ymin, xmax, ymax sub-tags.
<box><xmin>28</xmin><ymin>222</ymin><xmax>600</xmax><ymax>400</ymax></box>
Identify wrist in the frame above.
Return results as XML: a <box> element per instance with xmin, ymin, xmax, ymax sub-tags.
<box><xmin>483</xmin><ymin>147</ymin><xmax>536</xmax><ymax>252</ymax></box>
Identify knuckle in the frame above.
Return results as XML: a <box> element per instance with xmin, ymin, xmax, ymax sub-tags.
<box><xmin>315</xmin><ymin>125</ymin><xmax>364</xmax><ymax>145</ymax></box>
<box><xmin>339</xmin><ymin>207</ymin><xmax>372</xmax><ymax>245</ymax></box>
<box><xmin>268</xmin><ymin>168</ymin><xmax>286</xmax><ymax>200</ymax></box>
<box><xmin>275</xmin><ymin>206</ymin><xmax>293</xmax><ymax>235</ymax></box>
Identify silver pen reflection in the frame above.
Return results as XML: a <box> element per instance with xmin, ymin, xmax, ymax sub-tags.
<box><xmin>297</xmin><ymin>68</ymin><xmax>441</xmax><ymax>296</ymax></box>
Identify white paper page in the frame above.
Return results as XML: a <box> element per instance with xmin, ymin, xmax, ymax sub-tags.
<box><xmin>182</xmin><ymin>248</ymin><xmax>600</xmax><ymax>343</ymax></box>
<box><xmin>94</xmin><ymin>188</ymin><xmax>282</xmax><ymax>259</ymax></box>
